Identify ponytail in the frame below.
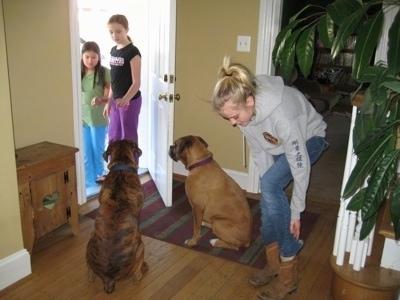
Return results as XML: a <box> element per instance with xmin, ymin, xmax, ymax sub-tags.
<box><xmin>212</xmin><ymin>56</ymin><xmax>257</xmax><ymax>111</ymax></box>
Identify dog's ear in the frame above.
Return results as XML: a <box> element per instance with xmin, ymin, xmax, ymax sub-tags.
<box><xmin>103</xmin><ymin>150</ymin><xmax>109</xmax><ymax>162</ymax></box>
<box><xmin>133</xmin><ymin>142</ymin><xmax>142</xmax><ymax>158</ymax></box>
<box><xmin>126</xmin><ymin>140</ymin><xmax>142</xmax><ymax>159</ymax></box>
<box><xmin>196</xmin><ymin>136</ymin><xmax>208</xmax><ymax>148</ymax></box>
<box><xmin>103</xmin><ymin>143</ymin><xmax>112</xmax><ymax>162</ymax></box>
<box><xmin>176</xmin><ymin>136</ymin><xmax>192</xmax><ymax>155</ymax></box>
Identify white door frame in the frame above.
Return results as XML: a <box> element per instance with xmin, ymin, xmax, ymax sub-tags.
<box><xmin>147</xmin><ymin>0</ymin><xmax>176</xmax><ymax>206</ymax></box>
<box><xmin>247</xmin><ymin>0</ymin><xmax>283</xmax><ymax>193</ymax></box>
<box><xmin>69</xmin><ymin>0</ymin><xmax>86</xmax><ymax>205</ymax></box>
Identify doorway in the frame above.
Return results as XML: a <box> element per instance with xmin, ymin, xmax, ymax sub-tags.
<box><xmin>77</xmin><ymin>0</ymin><xmax>150</xmax><ymax>198</ymax></box>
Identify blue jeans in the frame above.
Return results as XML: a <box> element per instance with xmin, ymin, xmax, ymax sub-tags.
<box><xmin>259</xmin><ymin>136</ymin><xmax>328</xmax><ymax>257</ymax></box>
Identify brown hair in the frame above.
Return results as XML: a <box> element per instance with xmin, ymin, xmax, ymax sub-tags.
<box><xmin>80</xmin><ymin>41</ymin><xmax>107</xmax><ymax>89</ymax></box>
<box><xmin>108</xmin><ymin>14</ymin><xmax>132</xmax><ymax>42</ymax></box>
<box><xmin>212</xmin><ymin>56</ymin><xmax>257</xmax><ymax>111</ymax></box>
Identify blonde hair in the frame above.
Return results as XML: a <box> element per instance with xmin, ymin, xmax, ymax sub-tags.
<box><xmin>212</xmin><ymin>56</ymin><xmax>257</xmax><ymax>111</ymax></box>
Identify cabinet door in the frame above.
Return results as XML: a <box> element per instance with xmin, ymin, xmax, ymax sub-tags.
<box><xmin>30</xmin><ymin>170</ymin><xmax>69</xmax><ymax>238</ymax></box>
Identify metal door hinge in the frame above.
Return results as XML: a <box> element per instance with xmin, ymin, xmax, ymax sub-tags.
<box><xmin>64</xmin><ymin>171</ymin><xmax>69</xmax><ymax>183</ymax></box>
<box><xmin>66</xmin><ymin>206</ymin><xmax>71</xmax><ymax>218</ymax></box>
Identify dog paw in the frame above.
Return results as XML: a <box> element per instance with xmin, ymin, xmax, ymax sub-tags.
<box><xmin>88</xmin><ymin>269</ymin><xmax>96</xmax><ymax>282</ymax></box>
<box><xmin>209</xmin><ymin>239</ymin><xmax>218</xmax><ymax>246</ymax></box>
<box><xmin>184</xmin><ymin>238</ymin><xmax>197</xmax><ymax>247</ymax></box>
<box><xmin>209</xmin><ymin>239</ymin><xmax>239</xmax><ymax>250</ymax></box>
<box><xmin>132</xmin><ymin>272</ymin><xmax>143</xmax><ymax>284</ymax></box>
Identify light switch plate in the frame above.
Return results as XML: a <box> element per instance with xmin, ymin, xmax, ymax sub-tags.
<box><xmin>237</xmin><ymin>35</ymin><xmax>251</xmax><ymax>52</ymax></box>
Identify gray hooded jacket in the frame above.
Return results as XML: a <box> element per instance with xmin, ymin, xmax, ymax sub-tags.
<box><xmin>238</xmin><ymin>75</ymin><xmax>327</xmax><ymax>220</ymax></box>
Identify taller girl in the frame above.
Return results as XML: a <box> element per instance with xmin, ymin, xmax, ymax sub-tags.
<box><xmin>104</xmin><ymin>14</ymin><xmax>142</xmax><ymax>160</ymax></box>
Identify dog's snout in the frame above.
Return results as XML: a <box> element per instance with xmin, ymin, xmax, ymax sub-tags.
<box><xmin>168</xmin><ymin>145</ymin><xmax>177</xmax><ymax>161</ymax></box>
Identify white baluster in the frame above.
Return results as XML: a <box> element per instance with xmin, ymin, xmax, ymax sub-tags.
<box><xmin>361</xmin><ymin>238</ymin><xmax>369</xmax><ymax>267</ymax></box>
<box><xmin>347</xmin><ymin>210</ymin><xmax>357</xmax><ymax>252</ymax></box>
<box><xmin>336</xmin><ymin>210</ymin><xmax>350</xmax><ymax>265</ymax></box>
<box><xmin>366</xmin><ymin>224</ymin><xmax>375</xmax><ymax>257</ymax></box>
<box><xmin>333</xmin><ymin>200</ymin><xmax>345</xmax><ymax>256</ymax></box>
<box><xmin>353</xmin><ymin>239</ymin><xmax>366</xmax><ymax>271</ymax></box>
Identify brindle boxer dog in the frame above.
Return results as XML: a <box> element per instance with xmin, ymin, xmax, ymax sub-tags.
<box><xmin>86</xmin><ymin>140</ymin><xmax>147</xmax><ymax>294</ymax></box>
<box><xmin>169</xmin><ymin>135</ymin><xmax>253</xmax><ymax>250</ymax></box>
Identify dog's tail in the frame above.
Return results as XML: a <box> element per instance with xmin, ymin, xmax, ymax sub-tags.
<box><xmin>103</xmin><ymin>278</ymin><xmax>116</xmax><ymax>294</ymax></box>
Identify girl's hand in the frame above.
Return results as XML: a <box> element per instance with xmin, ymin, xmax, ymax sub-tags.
<box><xmin>116</xmin><ymin>98</ymin><xmax>130</xmax><ymax>111</ymax></box>
<box><xmin>91</xmin><ymin>97</ymin><xmax>101</xmax><ymax>107</ymax></box>
<box><xmin>103</xmin><ymin>103</ymin><xmax>111</xmax><ymax>118</ymax></box>
<box><xmin>290</xmin><ymin>219</ymin><xmax>301</xmax><ymax>239</ymax></box>
<box><xmin>115</xmin><ymin>98</ymin><xmax>128</xmax><ymax>108</ymax></box>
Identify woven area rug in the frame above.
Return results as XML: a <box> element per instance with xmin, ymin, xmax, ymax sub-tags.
<box><xmin>85</xmin><ymin>179</ymin><xmax>320</xmax><ymax>269</ymax></box>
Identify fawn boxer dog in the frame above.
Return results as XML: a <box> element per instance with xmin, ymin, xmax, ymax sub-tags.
<box><xmin>86</xmin><ymin>140</ymin><xmax>147</xmax><ymax>293</ymax></box>
<box><xmin>169</xmin><ymin>135</ymin><xmax>253</xmax><ymax>250</ymax></box>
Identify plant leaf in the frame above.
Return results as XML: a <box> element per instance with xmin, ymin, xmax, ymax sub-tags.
<box><xmin>279</xmin><ymin>28</ymin><xmax>303</xmax><ymax>80</ymax></box>
<box><xmin>369</xmin><ymin>66</ymin><xmax>388</xmax><ymax>106</ymax></box>
<box><xmin>391</xmin><ymin>179</ymin><xmax>400</xmax><ymax>240</ymax></box>
<box><xmin>388</xmin><ymin>96</ymin><xmax>400</xmax><ymax>123</ymax></box>
<box><xmin>381</xmin><ymin>80</ymin><xmax>400</xmax><ymax>94</ymax></box>
<box><xmin>343</xmin><ymin>133</ymin><xmax>392</xmax><ymax>199</ymax></box>
<box><xmin>387</xmin><ymin>10</ymin><xmax>400</xmax><ymax>76</ymax></box>
<box><xmin>317</xmin><ymin>15</ymin><xmax>334</xmax><ymax>48</ymax></box>
<box><xmin>373</xmin><ymin>93</ymin><xmax>394</xmax><ymax>129</ymax></box>
<box><xmin>354</xmin><ymin>120</ymin><xmax>400</xmax><ymax>154</ymax></box>
<box><xmin>360</xmin><ymin>211</ymin><xmax>378</xmax><ymax>240</ymax></box>
<box><xmin>353</xmin><ymin>105</ymin><xmax>374</xmax><ymax>149</ymax></box>
<box><xmin>272</xmin><ymin>20</ymin><xmax>300</xmax><ymax>66</ymax></box>
<box><xmin>346</xmin><ymin>188</ymin><xmax>367</xmax><ymax>211</ymax></box>
<box><xmin>331</xmin><ymin>3</ymin><xmax>372</xmax><ymax>59</ymax></box>
<box><xmin>327</xmin><ymin>0</ymin><xmax>362</xmax><ymax>26</ymax></box>
<box><xmin>288</xmin><ymin>4</ymin><xmax>318</xmax><ymax>23</ymax></box>
<box><xmin>296</xmin><ymin>26</ymin><xmax>315</xmax><ymax>78</ymax></box>
<box><xmin>358</xmin><ymin>65</ymin><xmax>386</xmax><ymax>83</ymax></box>
<box><xmin>352</xmin><ymin>10</ymin><xmax>384</xmax><ymax>80</ymax></box>
<box><xmin>362</xmin><ymin>150</ymin><xmax>400</xmax><ymax>220</ymax></box>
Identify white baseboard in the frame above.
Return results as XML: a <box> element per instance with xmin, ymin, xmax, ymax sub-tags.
<box><xmin>0</xmin><ymin>250</ymin><xmax>31</xmax><ymax>291</ymax></box>
<box><xmin>173</xmin><ymin>161</ymin><xmax>250</xmax><ymax>190</ymax></box>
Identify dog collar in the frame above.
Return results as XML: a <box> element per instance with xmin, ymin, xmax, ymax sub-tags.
<box><xmin>110</xmin><ymin>164</ymin><xmax>137</xmax><ymax>173</ymax></box>
<box><xmin>188</xmin><ymin>156</ymin><xmax>213</xmax><ymax>171</ymax></box>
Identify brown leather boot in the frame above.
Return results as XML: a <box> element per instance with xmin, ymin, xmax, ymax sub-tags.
<box><xmin>248</xmin><ymin>242</ymin><xmax>280</xmax><ymax>288</ymax></box>
<box><xmin>257</xmin><ymin>256</ymin><xmax>298</xmax><ymax>300</ymax></box>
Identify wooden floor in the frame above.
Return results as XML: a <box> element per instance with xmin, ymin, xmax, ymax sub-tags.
<box><xmin>0</xmin><ymin>176</ymin><xmax>338</xmax><ymax>299</ymax></box>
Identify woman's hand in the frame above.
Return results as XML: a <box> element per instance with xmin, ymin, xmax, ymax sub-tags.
<box><xmin>290</xmin><ymin>219</ymin><xmax>301</xmax><ymax>239</ymax></box>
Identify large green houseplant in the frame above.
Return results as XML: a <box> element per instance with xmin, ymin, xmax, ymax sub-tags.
<box><xmin>272</xmin><ymin>0</ymin><xmax>400</xmax><ymax>240</ymax></box>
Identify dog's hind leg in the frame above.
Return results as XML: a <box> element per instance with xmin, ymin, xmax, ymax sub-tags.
<box><xmin>201</xmin><ymin>220</ymin><xmax>212</xmax><ymax>228</ymax></box>
<box><xmin>210</xmin><ymin>238</ymin><xmax>239</xmax><ymax>250</ymax></box>
<box><xmin>88</xmin><ymin>267</ymin><xmax>96</xmax><ymax>283</ymax></box>
<box><xmin>131</xmin><ymin>240</ymin><xmax>147</xmax><ymax>284</ymax></box>
<box><xmin>211</xmin><ymin>220</ymin><xmax>249</xmax><ymax>250</ymax></box>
